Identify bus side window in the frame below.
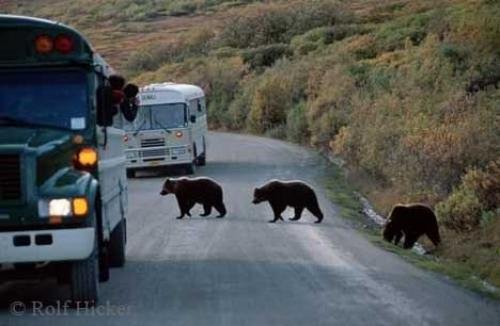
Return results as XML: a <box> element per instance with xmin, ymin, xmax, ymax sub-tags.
<box><xmin>198</xmin><ymin>97</ymin><xmax>206</xmax><ymax>117</ymax></box>
<box><xmin>197</xmin><ymin>99</ymin><xmax>202</xmax><ymax>112</ymax></box>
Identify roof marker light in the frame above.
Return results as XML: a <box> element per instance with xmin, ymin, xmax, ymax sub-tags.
<box><xmin>35</xmin><ymin>35</ymin><xmax>53</xmax><ymax>54</ymax></box>
<box><xmin>54</xmin><ymin>34</ymin><xmax>74</xmax><ymax>54</ymax></box>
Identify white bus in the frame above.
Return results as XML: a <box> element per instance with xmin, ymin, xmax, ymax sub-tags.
<box><xmin>123</xmin><ymin>83</ymin><xmax>208</xmax><ymax>177</ymax></box>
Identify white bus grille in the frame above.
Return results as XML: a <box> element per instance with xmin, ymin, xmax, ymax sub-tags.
<box><xmin>142</xmin><ymin>148</ymin><xmax>169</xmax><ymax>158</ymax></box>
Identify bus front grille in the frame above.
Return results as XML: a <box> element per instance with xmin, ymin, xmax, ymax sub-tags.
<box><xmin>141</xmin><ymin>138</ymin><xmax>165</xmax><ymax>148</ymax></box>
<box><xmin>142</xmin><ymin>148</ymin><xmax>169</xmax><ymax>158</ymax></box>
<box><xmin>0</xmin><ymin>154</ymin><xmax>22</xmax><ymax>201</ymax></box>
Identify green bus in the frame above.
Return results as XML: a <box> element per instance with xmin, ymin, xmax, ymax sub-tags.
<box><xmin>0</xmin><ymin>15</ymin><xmax>138</xmax><ymax>304</ymax></box>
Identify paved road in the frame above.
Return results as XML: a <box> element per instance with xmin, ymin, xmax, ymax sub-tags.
<box><xmin>1</xmin><ymin>132</ymin><xmax>499</xmax><ymax>325</ymax></box>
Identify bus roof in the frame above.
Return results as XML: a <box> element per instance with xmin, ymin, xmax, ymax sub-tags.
<box><xmin>0</xmin><ymin>14</ymin><xmax>107</xmax><ymax>70</ymax></box>
<box><xmin>140</xmin><ymin>83</ymin><xmax>205</xmax><ymax>104</ymax></box>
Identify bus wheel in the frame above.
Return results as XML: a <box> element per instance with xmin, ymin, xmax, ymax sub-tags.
<box><xmin>70</xmin><ymin>210</ymin><xmax>99</xmax><ymax>305</ymax></box>
<box><xmin>197</xmin><ymin>153</ymin><xmax>206</xmax><ymax>166</ymax></box>
<box><xmin>99</xmin><ymin>246</ymin><xmax>110</xmax><ymax>282</ymax></box>
<box><xmin>126</xmin><ymin>169</ymin><xmax>135</xmax><ymax>178</ymax></box>
<box><xmin>109</xmin><ymin>218</ymin><xmax>126</xmax><ymax>268</ymax></box>
<box><xmin>185</xmin><ymin>162</ymin><xmax>196</xmax><ymax>175</ymax></box>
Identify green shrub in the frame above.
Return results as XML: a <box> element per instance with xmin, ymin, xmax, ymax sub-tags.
<box><xmin>286</xmin><ymin>102</ymin><xmax>309</xmax><ymax>143</ymax></box>
<box><xmin>241</xmin><ymin>43</ymin><xmax>292</xmax><ymax>71</ymax></box>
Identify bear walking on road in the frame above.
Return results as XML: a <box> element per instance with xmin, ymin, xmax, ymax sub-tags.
<box><xmin>160</xmin><ymin>177</ymin><xmax>227</xmax><ymax>219</ymax></box>
<box><xmin>252</xmin><ymin>180</ymin><xmax>324</xmax><ymax>223</ymax></box>
<box><xmin>383</xmin><ymin>203</ymin><xmax>441</xmax><ymax>249</ymax></box>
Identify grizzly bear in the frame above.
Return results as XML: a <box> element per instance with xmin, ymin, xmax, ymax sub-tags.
<box><xmin>252</xmin><ymin>180</ymin><xmax>324</xmax><ymax>223</ymax></box>
<box><xmin>383</xmin><ymin>203</ymin><xmax>441</xmax><ymax>249</ymax></box>
<box><xmin>160</xmin><ymin>177</ymin><xmax>227</xmax><ymax>219</ymax></box>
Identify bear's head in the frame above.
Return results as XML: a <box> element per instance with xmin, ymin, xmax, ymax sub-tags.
<box><xmin>160</xmin><ymin>178</ymin><xmax>176</xmax><ymax>196</ymax></box>
<box><xmin>382</xmin><ymin>220</ymin><xmax>397</xmax><ymax>242</ymax></box>
<box><xmin>382</xmin><ymin>205</ymin><xmax>405</xmax><ymax>242</ymax></box>
<box><xmin>252</xmin><ymin>187</ymin><xmax>266</xmax><ymax>204</ymax></box>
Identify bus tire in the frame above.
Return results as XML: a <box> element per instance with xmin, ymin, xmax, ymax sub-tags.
<box><xmin>185</xmin><ymin>162</ymin><xmax>196</xmax><ymax>175</ymax></box>
<box><xmin>70</xmin><ymin>216</ymin><xmax>100</xmax><ymax>305</ymax></box>
<box><xmin>99</xmin><ymin>246</ymin><xmax>110</xmax><ymax>282</ymax></box>
<box><xmin>126</xmin><ymin>169</ymin><xmax>135</xmax><ymax>178</ymax></box>
<box><xmin>198</xmin><ymin>137</ymin><xmax>207</xmax><ymax>166</ymax></box>
<box><xmin>109</xmin><ymin>218</ymin><xmax>126</xmax><ymax>268</ymax></box>
<box><xmin>197</xmin><ymin>153</ymin><xmax>206</xmax><ymax>166</ymax></box>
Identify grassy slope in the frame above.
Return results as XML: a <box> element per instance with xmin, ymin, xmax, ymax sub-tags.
<box><xmin>1</xmin><ymin>0</ymin><xmax>498</xmax><ymax>296</ymax></box>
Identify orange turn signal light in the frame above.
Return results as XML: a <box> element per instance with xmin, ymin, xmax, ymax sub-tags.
<box><xmin>175</xmin><ymin>131</ymin><xmax>183</xmax><ymax>138</ymax></box>
<box><xmin>72</xmin><ymin>198</ymin><xmax>89</xmax><ymax>217</ymax></box>
<box><xmin>35</xmin><ymin>35</ymin><xmax>53</xmax><ymax>54</ymax></box>
<box><xmin>77</xmin><ymin>147</ymin><xmax>98</xmax><ymax>167</ymax></box>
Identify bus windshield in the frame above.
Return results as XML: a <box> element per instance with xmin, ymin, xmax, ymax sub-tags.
<box><xmin>0</xmin><ymin>70</ymin><xmax>88</xmax><ymax>130</ymax></box>
<box><xmin>126</xmin><ymin>103</ymin><xmax>187</xmax><ymax>131</ymax></box>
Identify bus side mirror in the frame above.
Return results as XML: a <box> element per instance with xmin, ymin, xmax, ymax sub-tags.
<box><xmin>190</xmin><ymin>115</ymin><xmax>196</xmax><ymax>123</ymax></box>
<box><xmin>96</xmin><ymin>85</ymin><xmax>117</xmax><ymax>127</ymax></box>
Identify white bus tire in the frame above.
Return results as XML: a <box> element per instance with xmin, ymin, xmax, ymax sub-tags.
<box><xmin>109</xmin><ymin>218</ymin><xmax>126</xmax><ymax>268</ymax></box>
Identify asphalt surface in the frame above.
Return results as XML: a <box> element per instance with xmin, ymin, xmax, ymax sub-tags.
<box><xmin>1</xmin><ymin>132</ymin><xmax>499</xmax><ymax>325</ymax></box>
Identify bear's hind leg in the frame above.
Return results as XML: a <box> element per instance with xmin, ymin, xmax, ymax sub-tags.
<box><xmin>307</xmin><ymin>202</ymin><xmax>324</xmax><ymax>224</ymax></box>
<box><xmin>215</xmin><ymin>202</ymin><xmax>227</xmax><ymax>218</ymax></box>
<box><xmin>426</xmin><ymin>229</ymin><xmax>441</xmax><ymax>247</ymax></box>
<box><xmin>289</xmin><ymin>206</ymin><xmax>304</xmax><ymax>221</ymax></box>
<box><xmin>200</xmin><ymin>203</ymin><xmax>212</xmax><ymax>217</ymax></box>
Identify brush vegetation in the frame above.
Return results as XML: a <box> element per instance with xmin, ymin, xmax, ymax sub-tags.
<box><xmin>3</xmin><ymin>0</ymin><xmax>499</xmax><ymax>291</ymax></box>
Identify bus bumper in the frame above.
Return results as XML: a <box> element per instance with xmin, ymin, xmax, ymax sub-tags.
<box><xmin>0</xmin><ymin>228</ymin><xmax>95</xmax><ymax>263</ymax></box>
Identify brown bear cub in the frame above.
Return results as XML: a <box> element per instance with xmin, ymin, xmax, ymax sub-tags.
<box><xmin>383</xmin><ymin>203</ymin><xmax>441</xmax><ymax>249</ymax></box>
<box><xmin>252</xmin><ymin>180</ymin><xmax>324</xmax><ymax>223</ymax></box>
<box><xmin>160</xmin><ymin>177</ymin><xmax>227</xmax><ymax>219</ymax></box>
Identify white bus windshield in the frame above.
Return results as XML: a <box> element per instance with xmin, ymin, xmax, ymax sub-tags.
<box><xmin>125</xmin><ymin>103</ymin><xmax>187</xmax><ymax>131</ymax></box>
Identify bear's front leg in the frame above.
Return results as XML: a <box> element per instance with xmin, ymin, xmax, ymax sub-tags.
<box><xmin>185</xmin><ymin>202</ymin><xmax>195</xmax><ymax>217</ymax></box>
<box><xmin>200</xmin><ymin>203</ymin><xmax>212</xmax><ymax>217</ymax></box>
<box><xmin>394</xmin><ymin>230</ymin><xmax>403</xmax><ymax>245</ymax></box>
<box><xmin>176</xmin><ymin>197</ymin><xmax>191</xmax><ymax>219</ymax></box>
<box><xmin>403</xmin><ymin>233</ymin><xmax>418</xmax><ymax>249</ymax></box>
<box><xmin>269</xmin><ymin>203</ymin><xmax>285</xmax><ymax>223</ymax></box>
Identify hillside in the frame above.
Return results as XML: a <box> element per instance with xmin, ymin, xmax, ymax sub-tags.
<box><xmin>1</xmin><ymin>0</ymin><xmax>499</xmax><ymax>292</ymax></box>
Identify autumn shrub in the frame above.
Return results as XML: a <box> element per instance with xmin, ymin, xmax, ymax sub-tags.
<box><xmin>247</xmin><ymin>74</ymin><xmax>293</xmax><ymax>133</ymax></box>
<box><xmin>124</xmin><ymin>28</ymin><xmax>215</xmax><ymax>76</ymax></box>
<box><xmin>437</xmin><ymin>160</ymin><xmax>500</xmax><ymax>231</ymax></box>
<box><xmin>245</xmin><ymin>59</ymin><xmax>309</xmax><ymax>133</ymax></box>
<box><xmin>218</xmin><ymin>1</ymin><xmax>346</xmax><ymax>48</ymax></box>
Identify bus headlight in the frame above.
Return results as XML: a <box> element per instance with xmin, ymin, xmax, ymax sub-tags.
<box><xmin>38</xmin><ymin>198</ymin><xmax>89</xmax><ymax>218</ymax></box>
<box><xmin>49</xmin><ymin>199</ymin><xmax>72</xmax><ymax>216</ymax></box>
<box><xmin>171</xmin><ymin>147</ymin><xmax>186</xmax><ymax>156</ymax></box>
<box><xmin>126</xmin><ymin>151</ymin><xmax>138</xmax><ymax>159</ymax></box>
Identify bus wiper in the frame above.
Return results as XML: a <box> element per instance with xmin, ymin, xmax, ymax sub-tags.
<box><xmin>152</xmin><ymin>117</ymin><xmax>172</xmax><ymax>134</ymax></box>
<box><xmin>133</xmin><ymin>120</ymin><xmax>147</xmax><ymax>136</ymax></box>
<box><xmin>0</xmin><ymin>116</ymin><xmax>32</xmax><ymax>127</ymax></box>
